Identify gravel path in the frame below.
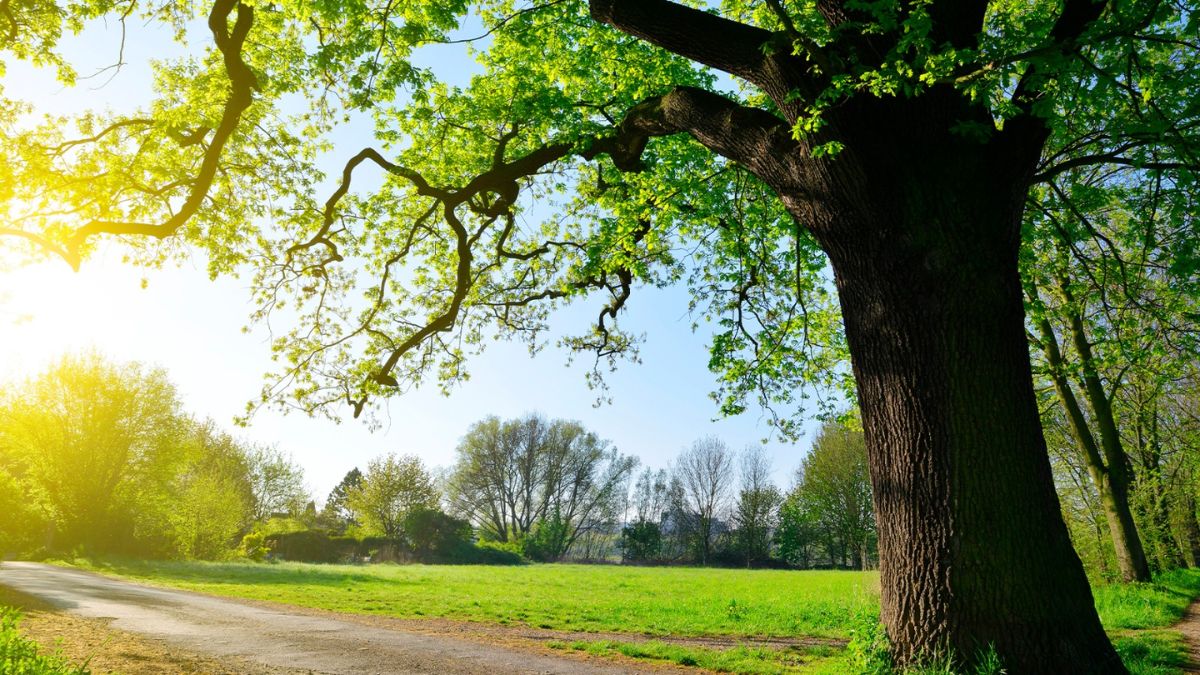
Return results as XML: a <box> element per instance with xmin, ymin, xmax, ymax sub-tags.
<box><xmin>0</xmin><ymin>562</ymin><xmax>649</xmax><ymax>674</ymax></box>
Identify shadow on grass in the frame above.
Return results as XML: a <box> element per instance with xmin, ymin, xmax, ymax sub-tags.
<box><xmin>73</xmin><ymin>557</ymin><xmax>389</xmax><ymax>588</ymax></box>
<box><xmin>1111</xmin><ymin>630</ymin><xmax>1191</xmax><ymax>675</ymax></box>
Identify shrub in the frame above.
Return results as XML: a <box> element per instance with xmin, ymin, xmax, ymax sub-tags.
<box><xmin>619</xmin><ymin>521</ymin><xmax>662</xmax><ymax>562</ymax></box>
<box><xmin>264</xmin><ymin>530</ymin><xmax>358</xmax><ymax>563</ymax></box>
<box><xmin>238</xmin><ymin>532</ymin><xmax>268</xmax><ymax>561</ymax></box>
<box><xmin>469</xmin><ymin>540</ymin><xmax>526</xmax><ymax>565</ymax></box>
<box><xmin>403</xmin><ymin>509</ymin><xmax>473</xmax><ymax>563</ymax></box>
<box><xmin>0</xmin><ymin>607</ymin><xmax>91</xmax><ymax>674</ymax></box>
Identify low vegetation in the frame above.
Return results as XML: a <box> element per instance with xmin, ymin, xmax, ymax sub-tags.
<box><xmin>0</xmin><ymin>607</ymin><xmax>90</xmax><ymax>675</ymax></box>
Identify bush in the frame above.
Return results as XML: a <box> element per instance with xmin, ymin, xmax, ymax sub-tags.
<box><xmin>620</xmin><ymin>521</ymin><xmax>662</xmax><ymax>562</ymax></box>
<box><xmin>0</xmin><ymin>607</ymin><xmax>90</xmax><ymax>674</ymax></box>
<box><xmin>264</xmin><ymin>530</ymin><xmax>358</xmax><ymax>563</ymax></box>
<box><xmin>238</xmin><ymin>532</ymin><xmax>268</xmax><ymax>561</ymax></box>
<box><xmin>468</xmin><ymin>540</ymin><xmax>526</xmax><ymax>565</ymax></box>
<box><xmin>403</xmin><ymin>509</ymin><xmax>474</xmax><ymax>563</ymax></box>
<box><xmin>522</xmin><ymin>517</ymin><xmax>569</xmax><ymax>562</ymax></box>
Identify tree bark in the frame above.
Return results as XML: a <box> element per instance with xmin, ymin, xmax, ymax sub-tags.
<box><xmin>801</xmin><ymin>93</ymin><xmax>1124</xmax><ymax>672</ymax></box>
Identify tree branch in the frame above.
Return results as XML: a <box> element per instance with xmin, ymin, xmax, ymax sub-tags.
<box><xmin>589</xmin><ymin>0</ymin><xmax>822</xmax><ymax>105</ymax></box>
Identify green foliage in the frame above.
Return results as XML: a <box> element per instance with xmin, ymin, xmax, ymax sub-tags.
<box><xmin>522</xmin><ymin>516</ymin><xmax>570</xmax><ymax>562</ymax></box>
<box><xmin>778</xmin><ymin>420</ymin><xmax>876</xmax><ymax>569</ymax></box>
<box><xmin>0</xmin><ymin>607</ymin><xmax>90</xmax><ymax>675</ymax></box>
<box><xmin>238</xmin><ymin>531</ymin><xmax>268</xmax><ymax>562</ymax></box>
<box><xmin>619</xmin><ymin>521</ymin><xmax>662</xmax><ymax>563</ymax></box>
<box><xmin>347</xmin><ymin>453</ymin><xmax>437</xmax><ymax>541</ymax></box>
<box><xmin>0</xmin><ymin>353</ymin><xmax>185</xmax><ymax>556</ymax></box>
<box><xmin>844</xmin><ymin>618</ymin><xmax>892</xmax><ymax>675</ymax></box>
<box><xmin>320</xmin><ymin>468</ymin><xmax>363</xmax><ymax>533</ymax></box>
<box><xmin>0</xmin><ymin>467</ymin><xmax>46</xmax><ymax>557</ymax></box>
<box><xmin>402</xmin><ymin>507</ymin><xmax>474</xmax><ymax>563</ymax></box>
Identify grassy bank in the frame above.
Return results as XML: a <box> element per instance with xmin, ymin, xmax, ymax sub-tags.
<box><xmin>57</xmin><ymin>559</ymin><xmax>1200</xmax><ymax>674</ymax></box>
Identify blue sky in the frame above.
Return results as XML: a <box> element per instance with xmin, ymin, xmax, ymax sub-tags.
<box><xmin>0</xmin><ymin>10</ymin><xmax>825</xmax><ymax>500</ymax></box>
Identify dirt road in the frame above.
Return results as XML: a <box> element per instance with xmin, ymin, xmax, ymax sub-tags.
<box><xmin>0</xmin><ymin>562</ymin><xmax>649</xmax><ymax>674</ymax></box>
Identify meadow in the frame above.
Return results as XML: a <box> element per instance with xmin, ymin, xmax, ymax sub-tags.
<box><xmin>69</xmin><ymin>560</ymin><xmax>880</xmax><ymax>639</ymax></box>
<box><xmin>55</xmin><ymin>560</ymin><xmax>1200</xmax><ymax>674</ymax></box>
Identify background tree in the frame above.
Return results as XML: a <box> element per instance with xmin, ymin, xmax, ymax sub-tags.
<box><xmin>246</xmin><ymin>445</ymin><xmax>308</xmax><ymax>522</ymax></box>
<box><xmin>731</xmin><ymin>446</ymin><xmax>782</xmax><ymax>567</ymax></box>
<box><xmin>168</xmin><ymin>419</ymin><xmax>256</xmax><ymax>559</ymax></box>
<box><xmin>402</xmin><ymin>507</ymin><xmax>474</xmax><ymax>563</ymax></box>
<box><xmin>348</xmin><ymin>453</ymin><xmax>438</xmax><ymax>541</ymax></box>
<box><xmin>784</xmin><ymin>421</ymin><xmax>876</xmax><ymax>569</ymax></box>
<box><xmin>321</xmin><ymin>468</ymin><xmax>364</xmax><ymax>533</ymax></box>
<box><xmin>673</xmin><ymin>437</ymin><xmax>735</xmax><ymax>565</ymax></box>
<box><xmin>775</xmin><ymin>490</ymin><xmax>820</xmax><ymax>570</ymax></box>
<box><xmin>0</xmin><ymin>353</ymin><xmax>185</xmax><ymax>554</ymax></box>
<box><xmin>447</xmin><ymin>413</ymin><xmax>635</xmax><ymax>559</ymax></box>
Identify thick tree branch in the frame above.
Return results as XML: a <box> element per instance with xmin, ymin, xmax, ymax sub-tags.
<box><xmin>588</xmin><ymin>0</ymin><xmax>823</xmax><ymax>106</ymax></box>
<box><xmin>1034</xmin><ymin>153</ymin><xmax>1199</xmax><ymax>183</ymax></box>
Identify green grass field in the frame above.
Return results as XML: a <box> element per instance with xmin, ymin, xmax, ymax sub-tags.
<box><xmin>61</xmin><ymin>560</ymin><xmax>1200</xmax><ymax>674</ymax></box>
<box><xmin>70</xmin><ymin>560</ymin><xmax>880</xmax><ymax>639</ymax></box>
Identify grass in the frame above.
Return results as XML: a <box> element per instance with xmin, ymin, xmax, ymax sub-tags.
<box><xmin>1096</xmin><ymin>567</ymin><xmax>1200</xmax><ymax>629</ymax></box>
<box><xmin>58</xmin><ymin>559</ymin><xmax>1200</xmax><ymax>674</ymax></box>
<box><xmin>0</xmin><ymin>607</ymin><xmax>91</xmax><ymax>675</ymax></box>
<box><xmin>548</xmin><ymin>638</ymin><xmax>841</xmax><ymax>674</ymax></box>
<box><xmin>66</xmin><ymin>558</ymin><xmax>881</xmax><ymax>639</ymax></box>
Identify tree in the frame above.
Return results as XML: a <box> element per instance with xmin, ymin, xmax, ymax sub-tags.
<box><xmin>348</xmin><ymin>453</ymin><xmax>438</xmax><ymax>541</ymax></box>
<box><xmin>673</xmin><ymin>437</ymin><xmax>735</xmax><ymax>565</ymax></box>
<box><xmin>246</xmin><ymin>445</ymin><xmax>308</xmax><ymax>522</ymax></box>
<box><xmin>10</xmin><ymin>0</ymin><xmax>1200</xmax><ymax>666</ymax></box>
<box><xmin>403</xmin><ymin>507</ymin><xmax>474</xmax><ymax>562</ymax></box>
<box><xmin>447</xmin><ymin>413</ymin><xmax>635</xmax><ymax>559</ymax></box>
<box><xmin>785</xmin><ymin>421</ymin><xmax>876</xmax><ymax>570</ymax></box>
<box><xmin>619</xmin><ymin>521</ymin><xmax>662</xmax><ymax>563</ymax></box>
<box><xmin>168</xmin><ymin>419</ymin><xmax>256</xmax><ymax>559</ymax></box>
<box><xmin>731</xmin><ymin>446</ymin><xmax>782</xmax><ymax>566</ymax></box>
<box><xmin>0</xmin><ymin>353</ymin><xmax>185</xmax><ymax>554</ymax></box>
<box><xmin>775</xmin><ymin>492</ymin><xmax>820</xmax><ymax>570</ymax></box>
<box><xmin>322</xmin><ymin>468</ymin><xmax>364</xmax><ymax>532</ymax></box>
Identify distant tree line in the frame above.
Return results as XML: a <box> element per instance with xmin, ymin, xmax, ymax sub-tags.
<box><xmin>0</xmin><ymin>352</ymin><xmax>881</xmax><ymax>569</ymax></box>
<box><xmin>0</xmin><ymin>353</ymin><xmax>306</xmax><ymax>560</ymax></box>
<box><xmin>617</xmin><ymin>424</ymin><xmax>876</xmax><ymax>570</ymax></box>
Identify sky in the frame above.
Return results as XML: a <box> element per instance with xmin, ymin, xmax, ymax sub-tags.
<box><xmin>0</xmin><ymin>10</ymin><xmax>826</xmax><ymax>501</ymax></box>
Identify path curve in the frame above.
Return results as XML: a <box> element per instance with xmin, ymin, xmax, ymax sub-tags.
<box><xmin>0</xmin><ymin>562</ymin><xmax>645</xmax><ymax>674</ymax></box>
<box><xmin>1180</xmin><ymin>599</ymin><xmax>1200</xmax><ymax>674</ymax></box>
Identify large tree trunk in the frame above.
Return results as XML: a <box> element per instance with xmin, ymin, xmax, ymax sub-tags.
<box><xmin>589</xmin><ymin>2</ymin><xmax>1124</xmax><ymax>669</ymax></box>
<box><xmin>807</xmin><ymin>96</ymin><xmax>1125</xmax><ymax>671</ymax></box>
